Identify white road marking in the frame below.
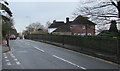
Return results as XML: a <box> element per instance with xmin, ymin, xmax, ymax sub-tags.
<box><xmin>10</xmin><ymin>54</ymin><xmax>14</xmax><ymax>56</ymax></box>
<box><xmin>7</xmin><ymin>62</ymin><xmax>12</xmax><ymax>65</ymax></box>
<box><xmin>16</xmin><ymin>62</ymin><xmax>21</xmax><ymax>65</ymax></box>
<box><xmin>5</xmin><ymin>59</ymin><xmax>10</xmax><ymax>62</ymax></box>
<box><xmin>52</xmin><ymin>55</ymin><xmax>86</xmax><ymax>70</ymax></box>
<box><xmin>14</xmin><ymin>58</ymin><xmax>18</xmax><ymax>61</ymax></box>
<box><xmin>3</xmin><ymin>53</ymin><xmax>6</xmax><ymax>55</ymax></box>
<box><xmin>11</xmin><ymin>55</ymin><xmax>16</xmax><ymax>58</ymax></box>
<box><xmin>9</xmin><ymin>53</ymin><xmax>22</xmax><ymax>65</ymax></box>
<box><xmin>4</xmin><ymin>56</ymin><xmax>8</xmax><ymax>58</ymax></box>
<box><xmin>34</xmin><ymin>47</ymin><xmax>45</xmax><ymax>52</ymax></box>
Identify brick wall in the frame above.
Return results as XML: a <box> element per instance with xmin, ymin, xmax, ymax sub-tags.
<box><xmin>71</xmin><ymin>25</ymin><xmax>95</xmax><ymax>36</ymax></box>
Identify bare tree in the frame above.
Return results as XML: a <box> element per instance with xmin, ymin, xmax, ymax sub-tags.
<box><xmin>25</xmin><ymin>22</ymin><xmax>44</xmax><ymax>33</ymax></box>
<box><xmin>73</xmin><ymin>0</ymin><xmax>120</xmax><ymax>32</ymax></box>
<box><xmin>45</xmin><ymin>21</ymin><xmax>52</xmax><ymax>29</ymax></box>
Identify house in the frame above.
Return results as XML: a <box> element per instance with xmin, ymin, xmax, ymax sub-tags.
<box><xmin>70</xmin><ymin>15</ymin><xmax>96</xmax><ymax>36</ymax></box>
<box><xmin>52</xmin><ymin>17</ymin><xmax>72</xmax><ymax>35</ymax></box>
<box><xmin>48</xmin><ymin>15</ymin><xmax>96</xmax><ymax>36</ymax></box>
<box><xmin>48</xmin><ymin>20</ymin><xmax>64</xmax><ymax>33</ymax></box>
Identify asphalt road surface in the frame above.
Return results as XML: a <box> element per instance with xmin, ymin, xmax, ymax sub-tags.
<box><xmin>2</xmin><ymin>39</ymin><xmax>119</xmax><ymax>70</ymax></box>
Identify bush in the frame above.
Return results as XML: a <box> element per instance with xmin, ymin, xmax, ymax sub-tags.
<box><xmin>25</xmin><ymin>34</ymin><xmax>118</xmax><ymax>54</ymax></box>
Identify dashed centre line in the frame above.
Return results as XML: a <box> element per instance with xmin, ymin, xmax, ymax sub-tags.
<box><xmin>52</xmin><ymin>55</ymin><xmax>86</xmax><ymax>70</ymax></box>
<box><xmin>34</xmin><ymin>47</ymin><xmax>45</xmax><ymax>52</ymax></box>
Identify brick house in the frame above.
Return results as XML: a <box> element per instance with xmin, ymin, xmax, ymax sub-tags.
<box><xmin>48</xmin><ymin>15</ymin><xmax>96</xmax><ymax>36</ymax></box>
<box><xmin>70</xmin><ymin>15</ymin><xmax>96</xmax><ymax>36</ymax></box>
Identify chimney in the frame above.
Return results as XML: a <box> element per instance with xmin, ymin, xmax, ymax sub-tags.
<box><xmin>66</xmin><ymin>17</ymin><xmax>69</xmax><ymax>23</ymax></box>
<box><xmin>53</xmin><ymin>20</ymin><xmax>56</xmax><ymax>24</ymax></box>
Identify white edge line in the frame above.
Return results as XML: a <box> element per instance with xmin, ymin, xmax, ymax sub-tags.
<box><xmin>52</xmin><ymin>55</ymin><xmax>86</xmax><ymax>70</ymax></box>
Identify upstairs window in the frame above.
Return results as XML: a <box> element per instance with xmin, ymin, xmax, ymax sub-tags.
<box><xmin>82</xmin><ymin>26</ymin><xmax>86</xmax><ymax>29</ymax></box>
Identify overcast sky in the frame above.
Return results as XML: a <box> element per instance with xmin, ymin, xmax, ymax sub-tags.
<box><xmin>7</xmin><ymin>0</ymin><xmax>119</xmax><ymax>33</ymax></box>
<box><xmin>9</xmin><ymin>2</ymin><xmax>79</xmax><ymax>32</ymax></box>
<box><xmin>8</xmin><ymin>2</ymin><xmax>79</xmax><ymax>32</ymax></box>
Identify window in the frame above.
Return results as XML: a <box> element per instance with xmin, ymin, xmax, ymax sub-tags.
<box><xmin>82</xmin><ymin>26</ymin><xmax>86</xmax><ymax>29</ymax></box>
<box><xmin>88</xmin><ymin>33</ymin><xmax>91</xmax><ymax>35</ymax></box>
<box><xmin>78</xmin><ymin>33</ymin><xmax>81</xmax><ymax>35</ymax></box>
<box><xmin>74</xmin><ymin>33</ymin><xmax>77</xmax><ymax>35</ymax></box>
<box><xmin>81</xmin><ymin>33</ymin><xmax>86</xmax><ymax>36</ymax></box>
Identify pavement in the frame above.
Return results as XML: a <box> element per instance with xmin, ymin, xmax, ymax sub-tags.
<box><xmin>2</xmin><ymin>39</ymin><xmax>120</xmax><ymax>70</ymax></box>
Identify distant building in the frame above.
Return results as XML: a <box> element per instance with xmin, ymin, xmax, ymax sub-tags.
<box><xmin>52</xmin><ymin>17</ymin><xmax>72</xmax><ymax>35</ymax></box>
<box><xmin>48</xmin><ymin>15</ymin><xmax>96</xmax><ymax>36</ymax></box>
<box><xmin>48</xmin><ymin>20</ymin><xmax>64</xmax><ymax>33</ymax></box>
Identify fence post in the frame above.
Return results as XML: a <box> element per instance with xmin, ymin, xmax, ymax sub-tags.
<box><xmin>62</xmin><ymin>35</ymin><xmax>64</xmax><ymax>46</ymax></box>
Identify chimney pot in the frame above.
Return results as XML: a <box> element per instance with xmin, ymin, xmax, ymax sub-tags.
<box><xmin>66</xmin><ymin>17</ymin><xmax>69</xmax><ymax>23</ymax></box>
<box><xmin>53</xmin><ymin>20</ymin><xmax>56</xmax><ymax>23</ymax></box>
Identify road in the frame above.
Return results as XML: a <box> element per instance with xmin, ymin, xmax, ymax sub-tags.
<box><xmin>2</xmin><ymin>39</ymin><xmax>119</xmax><ymax>70</ymax></box>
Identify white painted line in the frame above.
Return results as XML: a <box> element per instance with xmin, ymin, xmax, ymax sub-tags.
<box><xmin>4</xmin><ymin>56</ymin><xmax>8</xmax><ymax>58</ymax></box>
<box><xmin>80</xmin><ymin>66</ymin><xmax>86</xmax><ymax>70</ymax></box>
<box><xmin>34</xmin><ymin>47</ymin><xmax>45</xmax><ymax>52</ymax></box>
<box><xmin>14</xmin><ymin>59</ymin><xmax>18</xmax><ymax>61</ymax></box>
<box><xmin>3</xmin><ymin>53</ymin><xmax>6</xmax><ymax>55</ymax></box>
<box><xmin>52</xmin><ymin>55</ymin><xmax>86</xmax><ymax>70</ymax></box>
<box><xmin>7</xmin><ymin>62</ymin><xmax>12</xmax><ymax>65</ymax></box>
<box><xmin>11</xmin><ymin>55</ymin><xmax>15</xmax><ymax>58</ymax></box>
<box><xmin>16</xmin><ymin>62</ymin><xmax>21</xmax><ymax>65</ymax></box>
<box><xmin>10</xmin><ymin>54</ymin><xmax>14</xmax><ymax>56</ymax></box>
<box><xmin>5</xmin><ymin>59</ymin><xmax>10</xmax><ymax>62</ymax></box>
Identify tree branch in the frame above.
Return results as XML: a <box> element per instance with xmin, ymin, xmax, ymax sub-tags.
<box><xmin>110</xmin><ymin>0</ymin><xmax>118</xmax><ymax>9</ymax></box>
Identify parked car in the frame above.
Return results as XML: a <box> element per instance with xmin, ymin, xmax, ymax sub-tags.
<box><xmin>9</xmin><ymin>34</ymin><xmax>16</xmax><ymax>40</ymax></box>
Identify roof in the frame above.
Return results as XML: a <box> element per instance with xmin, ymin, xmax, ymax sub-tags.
<box><xmin>98</xmin><ymin>30</ymin><xmax>109</xmax><ymax>35</ymax></box>
<box><xmin>48</xmin><ymin>21</ymin><xmax>64</xmax><ymax>28</ymax></box>
<box><xmin>53</xmin><ymin>22</ymin><xmax>72</xmax><ymax>32</ymax></box>
<box><xmin>71</xmin><ymin>15</ymin><xmax>96</xmax><ymax>25</ymax></box>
